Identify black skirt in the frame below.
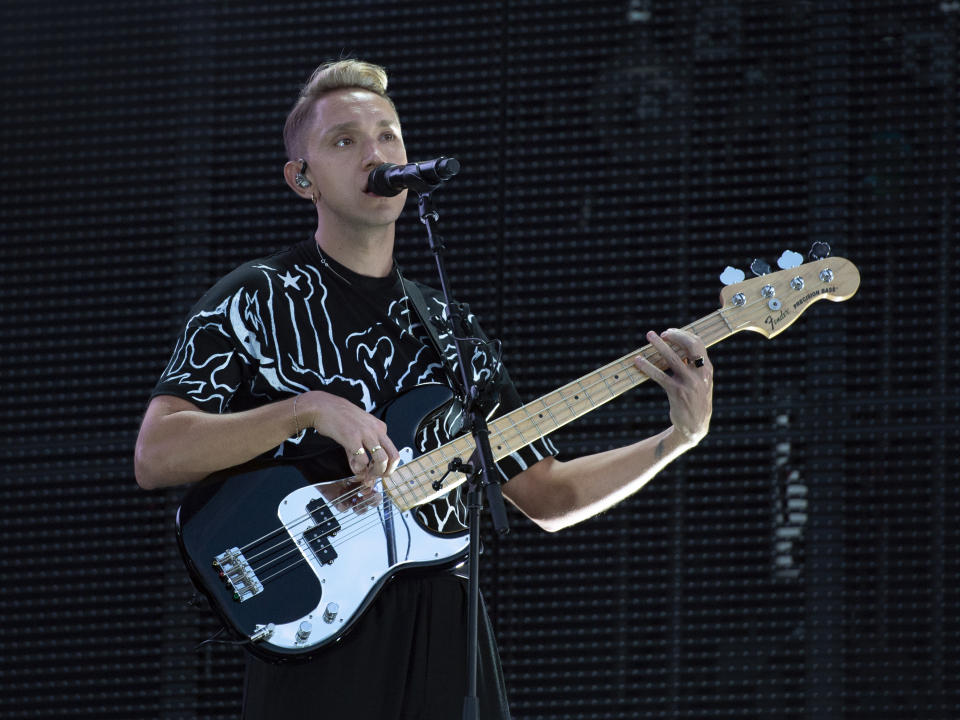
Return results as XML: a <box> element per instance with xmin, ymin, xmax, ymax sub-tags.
<box><xmin>241</xmin><ymin>573</ymin><xmax>511</xmax><ymax>720</ymax></box>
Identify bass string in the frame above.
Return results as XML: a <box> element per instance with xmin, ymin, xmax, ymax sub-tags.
<box><xmin>251</xmin><ymin>498</ymin><xmax>440</xmax><ymax>588</ymax></box>
<box><xmin>233</xmin><ymin>470</ymin><xmax>400</xmax><ymax>559</ymax></box>
<box><xmin>236</xmin><ymin>442</ymin><xmax>449</xmax><ymax>566</ymax></box>
<box><xmin>241</xmin><ymin>489</ymin><xmax>389</xmax><ymax>569</ymax></box>
<box><xmin>246</xmin><ymin>497</ymin><xmax>389</xmax><ymax>577</ymax></box>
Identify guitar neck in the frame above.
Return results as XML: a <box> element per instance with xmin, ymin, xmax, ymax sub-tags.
<box><xmin>489</xmin><ymin>310</ymin><xmax>732</xmax><ymax>459</ymax></box>
<box><xmin>384</xmin><ymin>255</ymin><xmax>860</xmax><ymax>511</ymax></box>
<box><xmin>384</xmin><ymin>309</ymin><xmax>734</xmax><ymax>511</ymax></box>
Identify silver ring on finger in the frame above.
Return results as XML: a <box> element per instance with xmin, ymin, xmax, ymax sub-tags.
<box><xmin>370</xmin><ymin>445</ymin><xmax>383</xmax><ymax>454</ymax></box>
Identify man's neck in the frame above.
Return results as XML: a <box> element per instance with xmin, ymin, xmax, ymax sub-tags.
<box><xmin>314</xmin><ymin>221</ymin><xmax>395</xmax><ymax>278</ymax></box>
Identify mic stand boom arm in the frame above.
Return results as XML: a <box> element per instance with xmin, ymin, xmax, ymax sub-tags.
<box><xmin>415</xmin><ymin>188</ymin><xmax>509</xmax><ymax>720</ymax></box>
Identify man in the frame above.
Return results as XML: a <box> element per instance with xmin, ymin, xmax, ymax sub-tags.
<box><xmin>135</xmin><ymin>59</ymin><xmax>713</xmax><ymax>720</ymax></box>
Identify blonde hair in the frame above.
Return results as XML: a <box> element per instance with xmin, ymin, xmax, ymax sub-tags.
<box><xmin>283</xmin><ymin>59</ymin><xmax>396</xmax><ymax>161</ymax></box>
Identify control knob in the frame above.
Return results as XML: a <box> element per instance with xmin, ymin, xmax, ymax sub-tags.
<box><xmin>323</xmin><ymin>602</ymin><xmax>340</xmax><ymax>623</ymax></box>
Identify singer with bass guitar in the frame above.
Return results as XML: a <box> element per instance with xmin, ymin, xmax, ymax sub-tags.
<box><xmin>134</xmin><ymin>59</ymin><xmax>714</xmax><ymax>720</ymax></box>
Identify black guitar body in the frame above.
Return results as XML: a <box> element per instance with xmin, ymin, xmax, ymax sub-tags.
<box><xmin>176</xmin><ymin>383</ymin><xmax>471</xmax><ymax>661</ymax></box>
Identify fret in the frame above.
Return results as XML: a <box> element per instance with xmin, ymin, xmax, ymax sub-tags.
<box><xmin>523</xmin><ymin>397</ymin><xmax>560</xmax><ymax>433</ymax></box>
<box><xmin>384</xmin><ymin>465</ymin><xmax>414</xmax><ymax>506</ymax></box>
<box><xmin>393</xmin><ymin>455</ymin><xmax>439</xmax><ymax>510</ymax></box>
<box><xmin>598</xmin><ymin>368</ymin><xmax>616</xmax><ymax>397</ymax></box>
<box><xmin>698</xmin><ymin>312</ymin><xmax>731</xmax><ymax>345</ymax></box>
<box><xmin>428</xmin><ymin>441</ymin><xmax>458</xmax><ymax>499</ymax></box>
<box><xmin>561</xmin><ymin>387</ymin><xmax>586</xmax><ymax>420</ymax></box>
<box><xmin>714</xmin><ymin>308</ymin><xmax>735</xmax><ymax>334</ymax></box>
<box><xmin>404</xmin><ymin>459</ymin><xmax>431</xmax><ymax>504</ymax></box>
<box><xmin>429</xmin><ymin>438</ymin><xmax>476</xmax><ymax>501</ymax></box>
<box><xmin>420</xmin><ymin>456</ymin><xmax>444</xmax><ymax>499</ymax></box>
<box><xmin>564</xmin><ymin>384</ymin><xmax>594</xmax><ymax>419</ymax></box>
<box><xmin>689</xmin><ymin>317</ymin><xmax>710</xmax><ymax>334</ymax></box>
<box><xmin>539</xmin><ymin>396</ymin><xmax>563</xmax><ymax>429</ymax></box>
<box><xmin>575</xmin><ymin>378</ymin><xmax>597</xmax><ymax>408</ymax></box>
<box><xmin>539</xmin><ymin>390</ymin><xmax>576</xmax><ymax>426</ymax></box>
<box><xmin>489</xmin><ymin>399</ymin><xmax>558</xmax><ymax>462</ymax></box>
<box><xmin>387</xmin><ymin>460</ymin><xmax>423</xmax><ymax>509</ymax></box>
<box><xmin>521</xmin><ymin>407</ymin><xmax>548</xmax><ymax>449</ymax></box>
<box><xmin>489</xmin><ymin>424</ymin><xmax>515</xmax><ymax>458</ymax></box>
<box><xmin>432</xmin><ymin>442</ymin><xmax>455</xmax><ymax>476</ymax></box>
<box><xmin>450</xmin><ymin>436</ymin><xmax>475</xmax><ymax>462</ymax></box>
<box><xmin>613</xmin><ymin>361</ymin><xmax>635</xmax><ymax>390</ymax></box>
<box><xmin>489</xmin><ymin>412</ymin><xmax>537</xmax><ymax>462</ymax></box>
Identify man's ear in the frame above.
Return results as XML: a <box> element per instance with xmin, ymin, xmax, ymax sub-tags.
<box><xmin>283</xmin><ymin>159</ymin><xmax>316</xmax><ymax>201</ymax></box>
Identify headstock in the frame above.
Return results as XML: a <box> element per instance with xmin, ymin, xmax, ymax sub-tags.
<box><xmin>718</xmin><ymin>256</ymin><xmax>860</xmax><ymax>338</ymax></box>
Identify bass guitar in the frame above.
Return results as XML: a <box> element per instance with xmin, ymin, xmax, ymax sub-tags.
<box><xmin>176</xmin><ymin>254</ymin><xmax>860</xmax><ymax>660</ymax></box>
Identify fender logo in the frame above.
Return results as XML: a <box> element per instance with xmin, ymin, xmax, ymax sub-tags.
<box><xmin>793</xmin><ymin>285</ymin><xmax>837</xmax><ymax>311</ymax></box>
<box><xmin>765</xmin><ymin>308</ymin><xmax>790</xmax><ymax>332</ymax></box>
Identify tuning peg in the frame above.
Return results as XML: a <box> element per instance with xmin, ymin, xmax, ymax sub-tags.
<box><xmin>750</xmin><ymin>258</ymin><xmax>772</xmax><ymax>277</ymax></box>
<box><xmin>809</xmin><ymin>241</ymin><xmax>832</xmax><ymax>260</ymax></box>
<box><xmin>719</xmin><ymin>266</ymin><xmax>746</xmax><ymax>286</ymax></box>
<box><xmin>776</xmin><ymin>250</ymin><xmax>803</xmax><ymax>269</ymax></box>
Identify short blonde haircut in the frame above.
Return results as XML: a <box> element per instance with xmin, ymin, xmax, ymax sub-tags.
<box><xmin>283</xmin><ymin>59</ymin><xmax>396</xmax><ymax>161</ymax></box>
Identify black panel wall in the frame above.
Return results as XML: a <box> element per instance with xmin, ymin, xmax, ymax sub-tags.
<box><xmin>2</xmin><ymin>1</ymin><xmax>957</xmax><ymax>718</ymax></box>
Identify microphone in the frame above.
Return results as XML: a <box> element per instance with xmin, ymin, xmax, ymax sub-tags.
<box><xmin>367</xmin><ymin>157</ymin><xmax>461</xmax><ymax>197</ymax></box>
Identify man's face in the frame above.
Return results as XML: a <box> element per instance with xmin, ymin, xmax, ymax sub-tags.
<box><xmin>303</xmin><ymin>88</ymin><xmax>408</xmax><ymax>230</ymax></box>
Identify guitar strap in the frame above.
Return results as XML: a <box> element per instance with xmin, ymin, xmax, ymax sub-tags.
<box><xmin>400</xmin><ymin>273</ymin><xmax>468</xmax><ymax>398</ymax></box>
<box><xmin>401</xmin><ymin>273</ymin><xmax>509</xmax><ymax>422</ymax></box>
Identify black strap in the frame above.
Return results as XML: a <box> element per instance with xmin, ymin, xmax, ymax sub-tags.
<box><xmin>401</xmin><ymin>271</ymin><xmax>507</xmax><ymax>417</ymax></box>
<box><xmin>400</xmin><ymin>273</ymin><xmax>467</xmax><ymax>396</ymax></box>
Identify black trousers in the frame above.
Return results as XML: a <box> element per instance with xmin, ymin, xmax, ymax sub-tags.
<box><xmin>241</xmin><ymin>573</ymin><xmax>511</xmax><ymax>720</ymax></box>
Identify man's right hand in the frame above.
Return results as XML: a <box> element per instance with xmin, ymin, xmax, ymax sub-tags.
<box><xmin>298</xmin><ymin>390</ymin><xmax>401</xmax><ymax>488</ymax></box>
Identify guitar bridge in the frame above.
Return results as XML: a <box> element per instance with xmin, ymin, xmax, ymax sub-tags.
<box><xmin>213</xmin><ymin>547</ymin><xmax>263</xmax><ymax>602</ymax></box>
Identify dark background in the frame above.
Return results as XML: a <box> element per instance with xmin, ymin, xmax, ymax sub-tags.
<box><xmin>2</xmin><ymin>1</ymin><xmax>957</xmax><ymax>717</ymax></box>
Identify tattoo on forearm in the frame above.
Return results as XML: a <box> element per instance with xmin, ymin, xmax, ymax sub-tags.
<box><xmin>655</xmin><ymin>439</ymin><xmax>665</xmax><ymax>460</ymax></box>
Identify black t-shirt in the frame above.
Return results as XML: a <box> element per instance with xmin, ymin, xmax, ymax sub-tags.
<box><xmin>152</xmin><ymin>238</ymin><xmax>557</xmax><ymax>530</ymax></box>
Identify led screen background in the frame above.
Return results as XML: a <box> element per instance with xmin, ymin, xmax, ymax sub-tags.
<box><xmin>1</xmin><ymin>1</ymin><xmax>957</xmax><ymax>717</ymax></box>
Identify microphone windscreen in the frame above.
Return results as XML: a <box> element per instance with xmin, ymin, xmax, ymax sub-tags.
<box><xmin>367</xmin><ymin>163</ymin><xmax>402</xmax><ymax>197</ymax></box>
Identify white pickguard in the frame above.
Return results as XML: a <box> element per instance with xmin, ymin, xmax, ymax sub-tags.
<box><xmin>267</xmin><ymin>447</ymin><xmax>469</xmax><ymax>651</ymax></box>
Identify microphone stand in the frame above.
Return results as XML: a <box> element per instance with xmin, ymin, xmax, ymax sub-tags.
<box><xmin>413</xmin><ymin>185</ymin><xmax>510</xmax><ymax>720</ymax></box>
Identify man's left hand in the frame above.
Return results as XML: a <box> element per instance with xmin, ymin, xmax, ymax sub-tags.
<box><xmin>634</xmin><ymin>328</ymin><xmax>713</xmax><ymax>445</ymax></box>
